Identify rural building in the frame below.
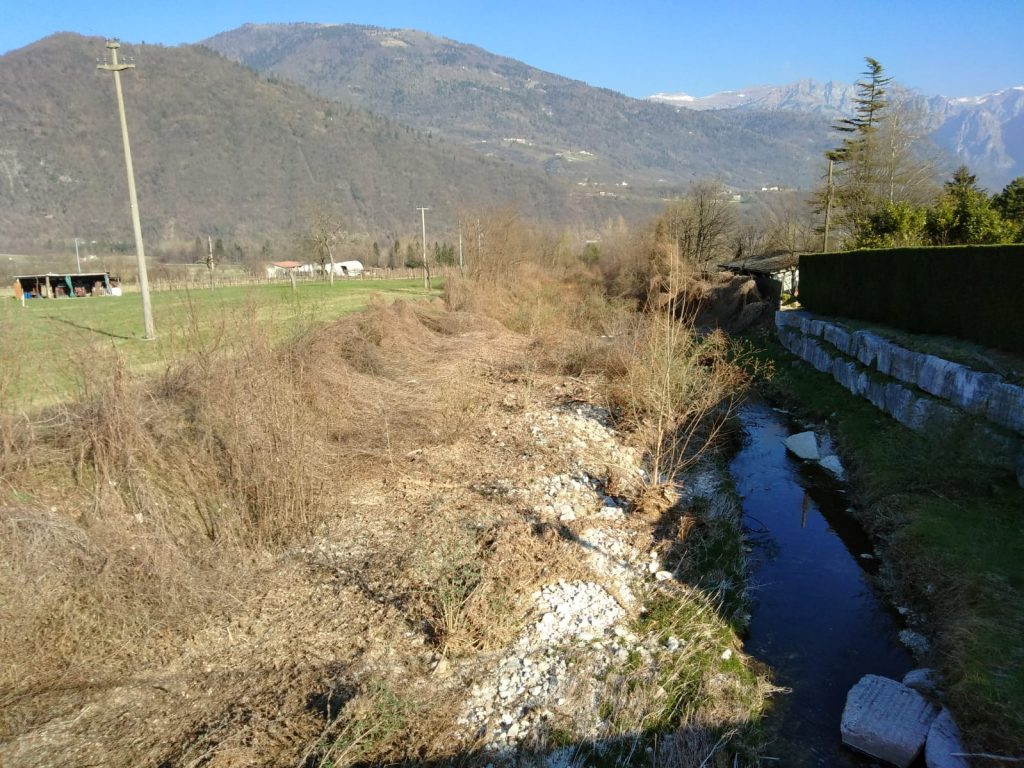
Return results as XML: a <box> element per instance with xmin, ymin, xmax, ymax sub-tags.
<box><xmin>14</xmin><ymin>271</ymin><xmax>119</xmax><ymax>298</ymax></box>
<box><xmin>264</xmin><ymin>261</ymin><xmax>304</xmax><ymax>278</ymax></box>
<box><xmin>327</xmin><ymin>260</ymin><xmax>364</xmax><ymax>277</ymax></box>
<box><xmin>718</xmin><ymin>253</ymin><xmax>799</xmax><ymax>297</ymax></box>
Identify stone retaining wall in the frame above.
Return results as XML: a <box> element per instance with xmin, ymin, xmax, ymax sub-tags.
<box><xmin>776</xmin><ymin>311</ymin><xmax>1023</xmax><ymax>474</ymax></box>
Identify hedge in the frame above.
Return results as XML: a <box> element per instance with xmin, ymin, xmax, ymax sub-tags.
<box><xmin>798</xmin><ymin>245</ymin><xmax>1024</xmax><ymax>355</ymax></box>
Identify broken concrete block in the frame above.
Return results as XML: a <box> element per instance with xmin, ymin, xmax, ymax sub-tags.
<box><xmin>841</xmin><ymin>674</ymin><xmax>939</xmax><ymax>767</ymax></box>
<box><xmin>925</xmin><ymin>708</ymin><xmax>970</xmax><ymax>768</ymax></box>
<box><xmin>784</xmin><ymin>431</ymin><xmax>819</xmax><ymax>461</ymax></box>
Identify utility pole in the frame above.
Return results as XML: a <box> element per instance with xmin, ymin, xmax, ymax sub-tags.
<box><xmin>822</xmin><ymin>158</ymin><xmax>834</xmax><ymax>253</ymax></box>
<box><xmin>98</xmin><ymin>40</ymin><xmax>155</xmax><ymax>340</ymax></box>
<box><xmin>458</xmin><ymin>221</ymin><xmax>464</xmax><ymax>273</ymax></box>
<box><xmin>73</xmin><ymin>237</ymin><xmax>83</xmax><ymax>273</ymax></box>
<box><xmin>417</xmin><ymin>206</ymin><xmax>430</xmax><ymax>290</ymax></box>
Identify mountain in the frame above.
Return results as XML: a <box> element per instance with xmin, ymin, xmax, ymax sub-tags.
<box><xmin>650</xmin><ymin>79</ymin><xmax>858</xmax><ymax>115</ymax></box>
<box><xmin>0</xmin><ymin>34</ymin><xmax>633</xmax><ymax>254</ymax></box>
<box><xmin>201</xmin><ymin>23</ymin><xmax>836</xmax><ymax>192</ymax></box>
<box><xmin>650</xmin><ymin>80</ymin><xmax>1024</xmax><ymax>190</ymax></box>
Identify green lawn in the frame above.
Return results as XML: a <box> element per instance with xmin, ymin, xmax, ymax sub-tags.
<box><xmin>746</xmin><ymin>330</ymin><xmax>1024</xmax><ymax>754</ymax></box>
<box><xmin>1</xmin><ymin>278</ymin><xmax>441</xmax><ymax>408</ymax></box>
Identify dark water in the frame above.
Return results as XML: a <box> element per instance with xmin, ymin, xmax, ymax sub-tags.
<box><xmin>731</xmin><ymin>401</ymin><xmax>915</xmax><ymax>767</ymax></box>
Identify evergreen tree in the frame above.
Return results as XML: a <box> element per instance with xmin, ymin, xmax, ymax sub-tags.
<box><xmin>826</xmin><ymin>57</ymin><xmax>894</xmax><ymax>243</ymax></box>
<box><xmin>926</xmin><ymin>166</ymin><xmax>1009</xmax><ymax>245</ymax></box>
<box><xmin>993</xmin><ymin>177</ymin><xmax>1024</xmax><ymax>241</ymax></box>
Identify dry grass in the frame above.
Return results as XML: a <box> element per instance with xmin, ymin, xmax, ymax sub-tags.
<box><xmin>1</xmin><ymin>212</ymin><xmax>767</xmax><ymax>766</ymax></box>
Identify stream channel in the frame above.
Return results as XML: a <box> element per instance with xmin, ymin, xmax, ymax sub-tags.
<box><xmin>730</xmin><ymin>401</ymin><xmax>916</xmax><ymax>767</ymax></box>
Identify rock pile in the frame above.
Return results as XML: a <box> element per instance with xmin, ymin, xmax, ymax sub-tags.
<box><xmin>454</xmin><ymin>402</ymin><xmax>694</xmax><ymax>755</ymax></box>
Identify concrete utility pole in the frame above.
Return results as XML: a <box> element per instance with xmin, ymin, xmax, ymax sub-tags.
<box><xmin>98</xmin><ymin>40</ymin><xmax>155</xmax><ymax>340</ymax></box>
<box><xmin>417</xmin><ymin>206</ymin><xmax>430</xmax><ymax>290</ymax></box>
<box><xmin>458</xmin><ymin>221</ymin><xmax>464</xmax><ymax>273</ymax></box>
<box><xmin>73</xmin><ymin>237</ymin><xmax>83</xmax><ymax>273</ymax></box>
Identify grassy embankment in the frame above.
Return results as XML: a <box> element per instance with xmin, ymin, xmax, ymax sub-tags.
<box><xmin>748</xmin><ymin>328</ymin><xmax>1024</xmax><ymax>755</ymax></box>
<box><xmin>0</xmin><ymin>278</ymin><xmax>439</xmax><ymax>407</ymax></box>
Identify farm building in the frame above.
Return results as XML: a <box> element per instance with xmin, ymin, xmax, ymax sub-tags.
<box><xmin>14</xmin><ymin>272</ymin><xmax>120</xmax><ymax>298</ymax></box>
<box><xmin>718</xmin><ymin>253</ymin><xmax>799</xmax><ymax>297</ymax></box>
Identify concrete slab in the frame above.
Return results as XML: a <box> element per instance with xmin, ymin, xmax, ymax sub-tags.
<box><xmin>841</xmin><ymin>674</ymin><xmax>939</xmax><ymax>767</ymax></box>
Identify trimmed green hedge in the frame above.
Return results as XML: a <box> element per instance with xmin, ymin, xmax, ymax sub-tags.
<box><xmin>799</xmin><ymin>245</ymin><xmax>1024</xmax><ymax>355</ymax></box>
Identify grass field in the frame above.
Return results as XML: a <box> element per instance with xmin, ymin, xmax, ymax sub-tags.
<box><xmin>0</xmin><ymin>278</ymin><xmax>440</xmax><ymax>407</ymax></box>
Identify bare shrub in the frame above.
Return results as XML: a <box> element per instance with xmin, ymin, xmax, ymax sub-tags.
<box><xmin>0</xmin><ymin>298</ymin><xmax>500</xmax><ymax>727</ymax></box>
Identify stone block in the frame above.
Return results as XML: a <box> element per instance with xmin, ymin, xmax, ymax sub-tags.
<box><xmin>987</xmin><ymin>382</ymin><xmax>1024</xmax><ymax>436</ymax></box>
<box><xmin>924</xmin><ymin>708</ymin><xmax>970</xmax><ymax>768</ymax></box>
<box><xmin>785</xmin><ymin>431</ymin><xmax>819</xmax><ymax>461</ymax></box>
<box><xmin>841</xmin><ymin>675</ymin><xmax>938</xmax><ymax>767</ymax></box>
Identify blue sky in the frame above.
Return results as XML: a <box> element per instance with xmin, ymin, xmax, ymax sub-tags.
<box><xmin>3</xmin><ymin>0</ymin><xmax>1022</xmax><ymax>98</ymax></box>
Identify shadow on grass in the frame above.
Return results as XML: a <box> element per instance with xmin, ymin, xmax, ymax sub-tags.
<box><xmin>45</xmin><ymin>315</ymin><xmax>136</xmax><ymax>340</ymax></box>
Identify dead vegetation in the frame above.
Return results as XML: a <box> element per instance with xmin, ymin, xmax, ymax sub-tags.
<box><xmin>1</xmin><ymin>211</ymin><xmax>768</xmax><ymax>767</ymax></box>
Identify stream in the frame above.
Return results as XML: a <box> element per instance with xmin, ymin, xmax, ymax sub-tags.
<box><xmin>730</xmin><ymin>401</ymin><xmax>916</xmax><ymax>767</ymax></box>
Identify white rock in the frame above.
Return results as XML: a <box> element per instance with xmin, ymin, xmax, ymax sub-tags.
<box><xmin>654</xmin><ymin>570</ymin><xmax>674</xmax><ymax>581</ymax></box>
<box><xmin>902</xmin><ymin>668</ymin><xmax>939</xmax><ymax>694</ymax></box>
<box><xmin>841</xmin><ymin>675</ymin><xmax>938</xmax><ymax>768</ymax></box>
<box><xmin>924</xmin><ymin>709</ymin><xmax>969</xmax><ymax>768</ymax></box>
<box><xmin>721</xmin><ymin>649</ymin><xmax>733</xmax><ymax>660</ymax></box>
<box><xmin>899</xmin><ymin>629</ymin><xmax>930</xmax><ymax>656</ymax></box>
<box><xmin>785</xmin><ymin>431</ymin><xmax>820</xmax><ymax>461</ymax></box>
<box><xmin>819</xmin><ymin>454</ymin><xmax>846</xmax><ymax>479</ymax></box>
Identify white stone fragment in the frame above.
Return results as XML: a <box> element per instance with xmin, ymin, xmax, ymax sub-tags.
<box><xmin>902</xmin><ymin>668</ymin><xmax>938</xmax><ymax>694</ymax></box>
<box><xmin>841</xmin><ymin>674</ymin><xmax>938</xmax><ymax>768</ymax></box>
<box><xmin>924</xmin><ymin>708</ymin><xmax>970</xmax><ymax>768</ymax></box>
<box><xmin>654</xmin><ymin>570</ymin><xmax>674</xmax><ymax>582</ymax></box>
<box><xmin>784</xmin><ymin>431</ymin><xmax>820</xmax><ymax>461</ymax></box>
<box><xmin>819</xmin><ymin>454</ymin><xmax>846</xmax><ymax>480</ymax></box>
<box><xmin>899</xmin><ymin>629</ymin><xmax>930</xmax><ymax>656</ymax></box>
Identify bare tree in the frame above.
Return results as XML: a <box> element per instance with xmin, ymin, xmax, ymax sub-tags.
<box><xmin>764</xmin><ymin>194</ymin><xmax>820</xmax><ymax>256</ymax></box>
<box><xmin>655</xmin><ymin>180</ymin><xmax>736</xmax><ymax>271</ymax></box>
<box><xmin>880</xmin><ymin>93</ymin><xmax>941</xmax><ymax>206</ymax></box>
<box><xmin>304</xmin><ymin>204</ymin><xmax>345</xmax><ymax>284</ymax></box>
